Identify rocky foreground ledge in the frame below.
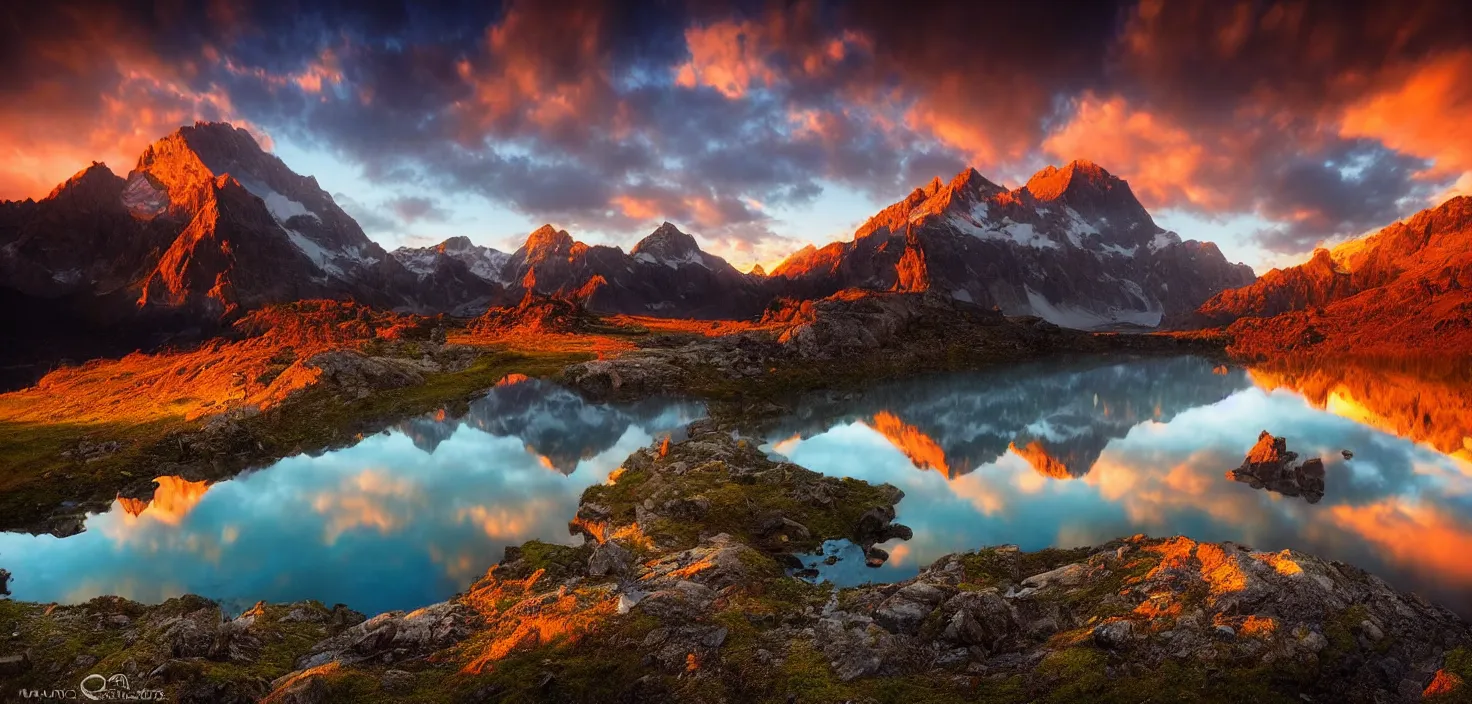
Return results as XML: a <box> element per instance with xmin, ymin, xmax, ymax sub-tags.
<box><xmin>2</xmin><ymin>425</ymin><xmax>1470</xmax><ymax>703</ymax></box>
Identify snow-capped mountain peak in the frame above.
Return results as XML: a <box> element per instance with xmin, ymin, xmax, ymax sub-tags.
<box><xmin>631</xmin><ymin>222</ymin><xmax>708</xmax><ymax>268</ymax></box>
<box><xmin>391</xmin><ymin>237</ymin><xmax>512</xmax><ymax>284</ymax></box>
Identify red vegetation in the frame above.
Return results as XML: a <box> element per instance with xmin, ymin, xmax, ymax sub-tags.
<box><xmin>1424</xmin><ymin>669</ymin><xmax>1465</xmax><ymax>698</ymax></box>
<box><xmin>468</xmin><ymin>293</ymin><xmax>598</xmax><ymax>337</ymax></box>
<box><xmin>454</xmin><ymin>293</ymin><xmax>636</xmax><ymax>358</ymax></box>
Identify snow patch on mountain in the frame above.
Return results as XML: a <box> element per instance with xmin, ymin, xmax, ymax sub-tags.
<box><xmin>390</xmin><ymin>239</ymin><xmax>512</xmax><ymax>284</ymax></box>
<box><xmin>286</xmin><ymin>230</ymin><xmax>344</xmax><ymax>278</ymax></box>
<box><xmin>463</xmin><ymin>250</ymin><xmax>511</xmax><ymax>281</ymax></box>
<box><xmin>1023</xmin><ymin>287</ymin><xmax>1163</xmax><ymax>330</ymax></box>
<box><xmin>1149</xmin><ymin>231</ymin><xmax>1182</xmax><ymax>252</ymax></box>
<box><xmin>239</xmin><ymin>179</ymin><xmax>319</xmax><ymax>226</ymax></box>
<box><xmin>635</xmin><ymin>250</ymin><xmax>709</xmax><ymax>269</ymax></box>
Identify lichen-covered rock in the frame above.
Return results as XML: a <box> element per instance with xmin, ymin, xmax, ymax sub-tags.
<box><xmin>295</xmin><ymin>601</ymin><xmax>475</xmax><ymax>669</ymax></box>
<box><xmin>304</xmin><ymin>349</ymin><xmax>424</xmax><ymax>399</ymax></box>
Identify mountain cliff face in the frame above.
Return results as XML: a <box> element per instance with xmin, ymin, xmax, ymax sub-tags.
<box><xmin>0</xmin><ymin>122</ymin><xmax>427</xmax><ymax>320</ymax></box>
<box><xmin>1</xmin><ymin>122</ymin><xmax>1255</xmax><ymax>338</ymax></box>
<box><xmin>389</xmin><ymin>236</ymin><xmax>516</xmax><ymax>315</ymax></box>
<box><xmin>1198</xmin><ymin>196</ymin><xmax>1472</xmax><ymax>356</ymax></box>
<box><xmin>771</xmin><ymin>162</ymin><xmax>1255</xmax><ymax>329</ymax></box>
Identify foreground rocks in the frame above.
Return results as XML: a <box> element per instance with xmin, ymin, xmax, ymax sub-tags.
<box><xmin>3</xmin><ymin>425</ymin><xmax>1468</xmax><ymax>703</ymax></box>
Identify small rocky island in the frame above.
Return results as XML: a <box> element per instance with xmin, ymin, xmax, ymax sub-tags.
<box><xmin>2</xmin><ymin>422</ymin><xmax>1469</xmax><ymax>703</ymax></box>
<box><xmin>1227</xmin><ymin>431</ymin><xmax>1328</xmax><ymax>503</ymax></box>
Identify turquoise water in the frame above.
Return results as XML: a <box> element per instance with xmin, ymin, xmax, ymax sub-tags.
<box><xmin>767</xmin><ymin>356</ymin><xmax>1472</xmax><ymax>618</ymax></box>
<box><xmin>0</xmin><ymin>379</ymin><xmax>703</xmax><ymax>615</ymax></box>
<box><xmin>2</xmin><ymin>356</ymin><xmax>1469</xmax><ymax>618</ymax></box>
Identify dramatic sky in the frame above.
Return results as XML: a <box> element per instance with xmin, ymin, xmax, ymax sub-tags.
<box><xmin>3</xmin><ymin>0</ymin><xmax>1470</xmax><ymax>272</ymax></box>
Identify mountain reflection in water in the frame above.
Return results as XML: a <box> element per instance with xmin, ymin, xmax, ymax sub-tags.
<box><xmin>0</xmin><ymin>378</ymin><xmax>703</xmax><ymax>614</ymax></box>
<box><xmin>769</xmin><ymin>356</ymin><xmax>1472</xmax><ymax>618</ymax></box>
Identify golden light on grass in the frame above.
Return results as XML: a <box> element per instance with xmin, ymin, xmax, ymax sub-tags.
<box><xmin>460</xmin><ymin>568</ymin><xmax>619</xmax><ymax>675</ymax></box>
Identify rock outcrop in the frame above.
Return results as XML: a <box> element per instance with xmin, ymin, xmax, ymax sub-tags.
<box><xmin>1227</xmin><ymin>431</ymin><xmax>1327</xmax><ymax>502</ymax></box>
<box><xmin>561</xmin><ymin>289</ymin><xmax>1222</xmax><ymax>403</ymax></box>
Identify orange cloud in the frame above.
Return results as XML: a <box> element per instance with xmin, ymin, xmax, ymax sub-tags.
<box><xmin>1042</xmin><ymin>93</ymin><xmax>1232</xmax><ymax>211</ymax></box>
<box><xmin>674</xmin><ymin>13</ymin><xmax>868</xmax><ymax>100</ymax></box>
<box><xmin>675</xmin><ymin>21</ymin><xmax>780</xmax><ymax>99</ymax></box>
<box><xmin>312</xmin><ymin>469</ymin><xmax>423</xmax><ymax>544</ymax></box>
<box><xmin>1339</xmin><ymin>50</ymin><xmax>1472</xmax><ymax>183</ymax></box>
<box><xmin>1329</xmin><ymin>498</ymin><xmax>1472</xmax><ymax>585</ymax></box>
<box><xmin>454</xmin><ymin>2</ymin><xmax>610</xmax><ymax>137</ymax></box>
<box><xmin>0</xmin><ymin>58</ymin><xmax>270</xmax><ymax>200</ymax></box>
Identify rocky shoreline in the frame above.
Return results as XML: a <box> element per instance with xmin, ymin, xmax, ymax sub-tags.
<box><xmin>2</xmin><ymin>422</ymin><xmax>1469</xmax><ymax>703</ymax></box>
<box><xmin>5</xmin><ymin>290</ymin><xmax>1220</xmax><ymax>538</ymax></box>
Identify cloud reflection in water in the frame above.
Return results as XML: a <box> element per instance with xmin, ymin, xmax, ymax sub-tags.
<box><xmin>0</xmin><ymin>379</ymin><xmax>702</xmax><ymax>614</ymax></box>
<box><xmin>771</xmin><ymin>356</ymin><xmax>1472</xmax><ymax>618</ymax></box>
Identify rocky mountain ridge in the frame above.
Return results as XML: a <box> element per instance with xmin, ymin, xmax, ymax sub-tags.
<box><xmin>1197</xmin><ymin>195</ymin><xmax>1472</xmax><ymax>356</ymax></box>
<box><xmin>2</xmin><ymin>123</ymin><xmax>1253</xmax><ymax>333</ymax></box>
<box><xmin>770</xmin><ymin>161</ymin><xmax>1256</xmax><ymax>329</ymax></box>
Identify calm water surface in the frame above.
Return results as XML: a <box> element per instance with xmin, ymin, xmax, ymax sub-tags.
<box><xmin>0</xmin><ymin>379</ymin><xmax>703</xmax><ymax>614</ymax></box>
<box><xmin>769</xmin><ymin>356</ymin><xmax>1472</xmax><ymax>618</ymax></box>
<box><xmin>1</xmin><ymin>356</ymin><xmax>1469</xmax><ymax>618</ymax></box>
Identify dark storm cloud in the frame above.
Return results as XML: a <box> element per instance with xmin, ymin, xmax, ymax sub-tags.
<box><xmin>386</xmin><ymin>195</ymin><xmax>450</xmax><ymax>224</ymax></box>
<box><xmin>4</xmin><ymin>0</ymin><xmax>1472</xmax><ymax>264</ymax></box>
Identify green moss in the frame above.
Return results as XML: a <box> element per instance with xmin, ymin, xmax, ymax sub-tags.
<box><xmin>504</xmin><ymin>540</ymin><xmax>593</xmax><ymax>583</ymax></box>
<box><xmin>583</xmin><ymin>458</ymin><xmax>895</xmax><ymax>554</ymax></box>
<box><xmin>1448</xmin><ymin>648</ymin><xmax>1472</xmax><ymax>679</ymax></box>
<box><xmin>1321</xmin><ymin>604</ymin><xmax>1369</xmax><ymax>665</ymax></box>
<box><xmin>1030</xmin><ymin>646</ymin><xmax>1297</xmax><ymax>704</ymax></box>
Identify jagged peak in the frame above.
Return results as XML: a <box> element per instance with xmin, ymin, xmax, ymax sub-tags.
<box><xmin>45</xmin><ymin>162</ymin><xmax>122</xmax><ymax>200</ymax></box>
<box><xmin>1024</xmin><ymin>159</ymin><xmax>1120</xmax><ymax>201</ymax></box>
<box><xmin>749</xmin><ymin>263</ymin><xmax>767</xmax><ymax>277</ymax></box>
<box><xmin>632</xmin><ymin>221</ymin><xmax>699</xmax><ymax>256</ymax></box>
<box><xmin>174</xmin><ymin>121</ymin><xmax>268</xmax><ymax>152</ymax></box>
<box><xmin>922</xmin><ymin>176</ymin><xmax>945</xmax><ymax>197</ymax></box>
<box><xmin>524</xmin><ymin>224</ymin><xmax>574</xmax><ymax>254</ymax></box>
<box><xmin>437</xmin><ymin>235</ymin><xmax>475</xmax><ymax>252</ymax></box>
<box><xmin>786</xmin><ymin>243</ymin><xmax>818</xmax><ymax>259</ymax></box>
<box><xmin>947</xmin><ymin>167</ymin><xmax>1002</xmax><ymax>195</ymax></box>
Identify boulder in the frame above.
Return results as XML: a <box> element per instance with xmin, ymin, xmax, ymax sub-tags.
<box><xmin>587</xmin><ymin>541</ymin><xmax>633</xmax><ymax>578</ymax></box>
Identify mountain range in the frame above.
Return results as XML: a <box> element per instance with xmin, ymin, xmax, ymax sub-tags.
<box><xmin>768</xmin><ymin>162</ymin><xmax>1255</xmax><ymax>328</ymax></box>
<box><xmin>0</xmin><ymin>122</ymin><xmax>1255</xmax><ymax>332</ymax></box>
